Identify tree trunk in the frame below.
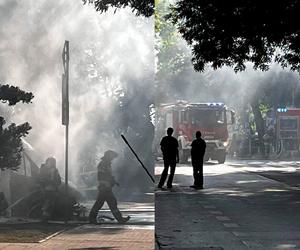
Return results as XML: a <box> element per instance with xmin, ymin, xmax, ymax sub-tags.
<box><xmin>250</xmin><ymin>100</ymin><xmax>265</xmax><ymax>155</ymax></box>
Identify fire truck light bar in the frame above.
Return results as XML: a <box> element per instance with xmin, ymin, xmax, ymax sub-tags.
<box><xmin>207</xmin><ymin>102</ymin><xmax>224</xmax><ymax>106</ymax></box>
<box><xmin>277</xmin><ymin>108</ymin><xmax>288</xmax><ymax>112</ymax></box>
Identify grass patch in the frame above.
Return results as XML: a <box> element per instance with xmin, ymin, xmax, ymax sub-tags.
<box><xmin>0</xmin><ymin>223</ymin><xmax>73</xmax><ymax>243</ymax></box>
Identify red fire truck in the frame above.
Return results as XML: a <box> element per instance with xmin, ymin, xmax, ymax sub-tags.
<box><xmin>154</xmin><ymin>101</ymin><xmax>235</xmax><ymax>163</ymax></box>
<box><xmin>276</xmin><ymin>107</ymin><xmax>300</xmax><ymax>152</ymax></box>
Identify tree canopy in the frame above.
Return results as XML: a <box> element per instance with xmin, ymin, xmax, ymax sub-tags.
<box><xmin>0</xmin><ymin>85</ymin><xmax>34</xmax><ymax>106</ymax></box>
<box><xmin>0</xmin><ymin>84</ymin><xmax>33</xmax><ymax>171</ymax></box>
<box><xmin>168</xmin><ymin>0</ymin><xmax>300</xmax><ymax>72</ymax></box>
<box><xmin>83</xmin><ymin>0</ymin><xmax>154</xmax><ymax>17</ymax></box>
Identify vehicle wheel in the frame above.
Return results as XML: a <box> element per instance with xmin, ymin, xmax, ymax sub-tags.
<box><xmin>218</xmin><ymin>152</ymin><xmax>226</xmax><ymax>164</ymax></box>
<box><xmin>204</xmin><ymin>155</ymin><xmax>209</xmax><ymax>162</ymax></box>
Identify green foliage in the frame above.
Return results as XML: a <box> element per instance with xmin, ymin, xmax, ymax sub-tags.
<box><xmin>0</xmin><ymin>84</ymin><xmax>33</xmax><ymax>171</ymax></box>
<box><xmin>0</xmin><ymin>85</ymin><xmax>34</xmax><ymax>106</ymax></box>
<box><xmin>259</xmin><ymin>103</ymin><xmax>270</xmax><ymax>119</ymax></box>
<box><xmin>83</xmin><ymin>0</ymin><xmax>154</xmax><ymax>17</ymax></box>
<box><xmin>155</xmin><ymin>0</ymin><xmax>192</xmax><ymax>99</ymax></box>
<box><xmin>0</xmin><ymin>119</ymin><xmax>31</xmax><ymax>171</ymax></box>
<box><xmin>168</xmin><ymin>0</ymin><xmax>300</xmax><ymax>72</ymax></box>
<box><xmin>248</xmin><ymin>103</ymin><xmax>269</xmax><ymax>133</ymax></box>
<box><xmin>248</xmin><ymin>111</ymin><xmax>256</xmax><ymax>134</ymax></box>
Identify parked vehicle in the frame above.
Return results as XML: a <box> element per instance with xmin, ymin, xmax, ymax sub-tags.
<box><xmin>154</xmin><ymin>101</ymin><xmax>235</xmax><ymax>163</ymax></box>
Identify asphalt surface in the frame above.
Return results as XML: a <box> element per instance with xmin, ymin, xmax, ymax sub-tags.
<box><xmin>155</xmin><ymin>159</ymin><xmax>300</xmax><ymax>250</ymax></box>
<box><xmin>227</xmin><ymin>159</ymin><xmax>300</xmax><ymax>188</ymax></box>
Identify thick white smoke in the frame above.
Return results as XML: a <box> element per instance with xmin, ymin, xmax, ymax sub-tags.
<box><xmin>0</xmin><ymin>0</ymin><xmax>154</xmax><ymax>182</ymax></box>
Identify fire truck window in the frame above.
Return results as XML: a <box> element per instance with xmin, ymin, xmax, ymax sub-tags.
<box><xmin>280</xmin><ymin>118</ymin><xmax>297</xmax><ymax>130</ymax></box>
<box><xmin>226</xmin><ymin>110</ymin><xmax>234</xmax><ymax>124</ymax></box>
<box><xmin>181</xmin><ymin>111</ymin><xmax>188</xmax><ymax>123</ymax></box>
<box><xmin>166</xmin><ymin>112</ymin><xmax>173</xmax><ymax>128</ymax></box>
<box><xmin>279</xmin><ymin>117</ymin><xmax>298</xmax><ymax>140</ymax></box>
<box><xmin>216</xmin><ymin>111</ymin><xmax>225</xmax><ymax>124</ymax></box>
<box><xmin>192</xmin><ymin>110</ymin><xmax>224</xmax><ymax>127</ymax></box>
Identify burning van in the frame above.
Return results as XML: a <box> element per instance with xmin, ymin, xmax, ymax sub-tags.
<box><xmin>154</xmin><ymin>101</ymin><xmax>235</xmax><ymax>163</ymax></box>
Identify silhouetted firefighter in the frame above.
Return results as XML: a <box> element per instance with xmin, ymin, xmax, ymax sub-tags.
<box><xmin>39</xmin><ymin>157</ymin><xmax>61</xmax><ymax>221</ymax></box>
<box><xmin>89</xmin><ymin>150</ymin><xmax>130</xmax><ymax>224</ymax></box>
<box><xmin>158</xmin><ymin>127</ymin><xmax>179</xmax><ymax>189</ymax></box>
<box><xmin>190</xmin><ymin>131</ymin><xmax>206</xmax><ymax>189</ymax></box>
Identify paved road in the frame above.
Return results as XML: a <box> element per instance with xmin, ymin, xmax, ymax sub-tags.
<box><xmin>155</xmin><ymin>160</ymin><xmax>300</xmax><ymax>250</ymax></box>
<box><xmin>227</xmin><ymin>159</ymin><xmax>300</xmax><ymax>188</ymax></box>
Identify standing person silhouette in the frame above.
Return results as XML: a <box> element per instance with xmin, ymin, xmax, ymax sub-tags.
<box><xmin>158</xmin><ymin>127</ymin><xmax>179</xmax><ymax>189</ymax></box>
<box><xmin>39</xmin><ymin>157</ymin><xmax>61</xmax><ymax>221</ymax></box>
<box><xmin>190</xmin><ymin>131</ymin><xmax>206</xmax><ymax>189</ymax></box>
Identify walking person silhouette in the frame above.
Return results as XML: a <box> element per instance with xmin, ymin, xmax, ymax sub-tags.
<box><xmin>89</xmin><ymin>150</ymin><xmax>130</xmax><ymax>224</ymax></box>
<box><xmin>158</xmin><ymin>127</ymin><xmax>179</xmax><ymax>189</ymax></box>
<box><xmin>190</xmin><ymin>131</ymin><xmax>206</xmax><ymax>189</ymax></box>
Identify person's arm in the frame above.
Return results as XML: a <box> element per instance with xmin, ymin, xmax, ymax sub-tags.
<box><xmin>107</xmin><ymin>166</ymin><xmax>119</xmax><ymax>187</ymax></box>
<box><xmin>160</xmin><ymin>137</ymin><xmax>165</xmax><ymax>154</ymax></box>
<box><xmin>176</xmin><ymin>139</ymin><xmax>179</xmax><ymax>163</ymax></box>
<box><xmin>111</xmin><ymin>175</ymin><xmax>119</xmax><ymax>186</ymax></box>
<box><xmin>190</xmin><ymin>140</ymin><xmax>194</xmax><ymax>156</ymax></box>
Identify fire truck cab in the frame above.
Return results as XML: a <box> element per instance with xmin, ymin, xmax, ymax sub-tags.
<box><xmin>154</xmin><ymin>101</ymin><xmax>235</xmax><ymax>164</ymax></box>
<box><xmin>276</xmin><ymin>108</ymin><xmax>300</xmax><ymax>152</ymax></box>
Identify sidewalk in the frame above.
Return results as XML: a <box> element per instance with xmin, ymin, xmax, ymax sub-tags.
<box><xmin>0</xmin><ymin>200</ymin><xmax>154</xmax><ymax>250</ymax></box>
<box><xmin>155</xmin><ymin>163</ymin><xmax>300</xmax><ymax>249</ymax></box>
<box><xmin>0</xmin><ymin>225</ymin><xmax>154</xmax><ymax>250</ymax></box>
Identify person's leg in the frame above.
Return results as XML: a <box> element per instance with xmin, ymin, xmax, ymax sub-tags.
<box><xmin>158</xmin><ymin>160</ymin><xmax>170</xmax><ymax>188</ymax></box>
<box><xmin>106</xmin><ymin>189</ymin><xmax>130</xmax><ymax>223</ymax></box>
<box><xmin>191</xmin><ymin>161</ymin><xmax>203</xmax><ymax>188</ymax></box>
<box><xmin>42</xmin><ymin>191</ymin><xmax>57</xmax><ymax>221</ymax></box>
<box><xmin>192</xmin><ymin>161</ymin><xmax>198</xmax><ymax>186</ymax></box>
<box><xmin>167</xmin><ymin>161</ymin><xmax>176</xmax><ymax>188</ymax></box>
<box><xmin>89</xmin><ymin>191</ymin><xmax>105</xmax><ymax>223</ymax></box>
<box><xmin>199</xmin><ymin>160</ymin><xmax>204</xmax><ymax>187</ymax></box>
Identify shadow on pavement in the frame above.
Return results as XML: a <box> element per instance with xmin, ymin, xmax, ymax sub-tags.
<box><xmin>227</xmin><ymin>163</ymin><xmax>300</xmax><ymax>187</ymax></box>
<box><xmin>63</xmin><ymin>226</ymin><xmax>124</xmax><ymax>235</ymax></box>
<box><xmin>155</xmin><ymin>170</ymin><xmax>300</xmax><ymax>208</ymax></box>
<box><xmin>69</xmin><ymin>248</ymin><xmax>118</xmax><ymax>250</ymax></box>
<box><xmin>155</xmin><ymin>164</ymin><xmax>300</xmax><ymax>249</ymax></box>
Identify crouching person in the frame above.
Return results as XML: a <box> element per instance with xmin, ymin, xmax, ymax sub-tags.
<box><xmin>39</xmin><ymin>157</ymin><xmax>61</xmax><ymax>221</ymax></box>
<box><xmin>89</xmin><ymin>150</ymin><xmax>130</xmax><ymax>224</ymax></box>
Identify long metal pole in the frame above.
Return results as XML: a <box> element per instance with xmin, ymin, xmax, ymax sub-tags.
<box><xmin>121</xmin><ymin>134</ymin><xmax>155</xmax><ymax>183</ymax></box>
<box><xmin>65</xmin><ymin>41</ymin><xmax>69</xmax><ymax>225</ymax></box>
<box><xmin>62</xmin><ymin>41</ymin><xmax>69</xmax><ymax>224</ymax></box>
<box><xmin>65</xmin><ymin>120</ymin><xmax>69</xmax><ymax>224</ymax></box>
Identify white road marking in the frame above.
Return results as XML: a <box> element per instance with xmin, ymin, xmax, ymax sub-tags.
<box><xmin>223</xmin><ymin>223</ymin><xmax>239</xmax><ymax>228</ymax></box>
<box><xmin>242</xmin><ymin>240</ymin><xmax>263</xmax><ymax>248</ymax></box>
<box><xmin>216</xmin><ymin>216</ymin><xmax>231</xmax><ymax>221</ymax></box>
<box><xmin>232</xmin><ymin>231</ymin><xmax>248</xmax><ymax>237</ymax></box>
<box><xmin>203</xmin><ymin>205</ymin><xmax>216</xmax><ymax>209</ymax></box>
<box><xmin>209</xmin><ymin>211</ymin><xmax>223</xmax><ymax>215</ymax></box>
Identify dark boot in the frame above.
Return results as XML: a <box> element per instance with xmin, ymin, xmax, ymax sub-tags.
<box><xmin>88</xmin><ymin>210</ymin><xmax>98</xmax><ymax>224</ymax></box>
<box><xmin>118</xmin><ymin>216</ymin><xmax>131</xmax><ymax>224</ymax></box>
<box><xmin>111</xmin><ymin>209</ymin><xmax>131</xmax><ymax>224</ymax></box>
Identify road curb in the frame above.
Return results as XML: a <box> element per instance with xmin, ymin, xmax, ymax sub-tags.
<box><xmin>38</xmin><ymin>227</ymin><xmax>71</xmax><ymax>243</ymax></box>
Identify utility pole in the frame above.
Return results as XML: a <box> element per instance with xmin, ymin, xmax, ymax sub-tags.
<box><xmin>62</xmin><ymin>41</ymin><xmax>69</xmax><ymax>224</ymax></box>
